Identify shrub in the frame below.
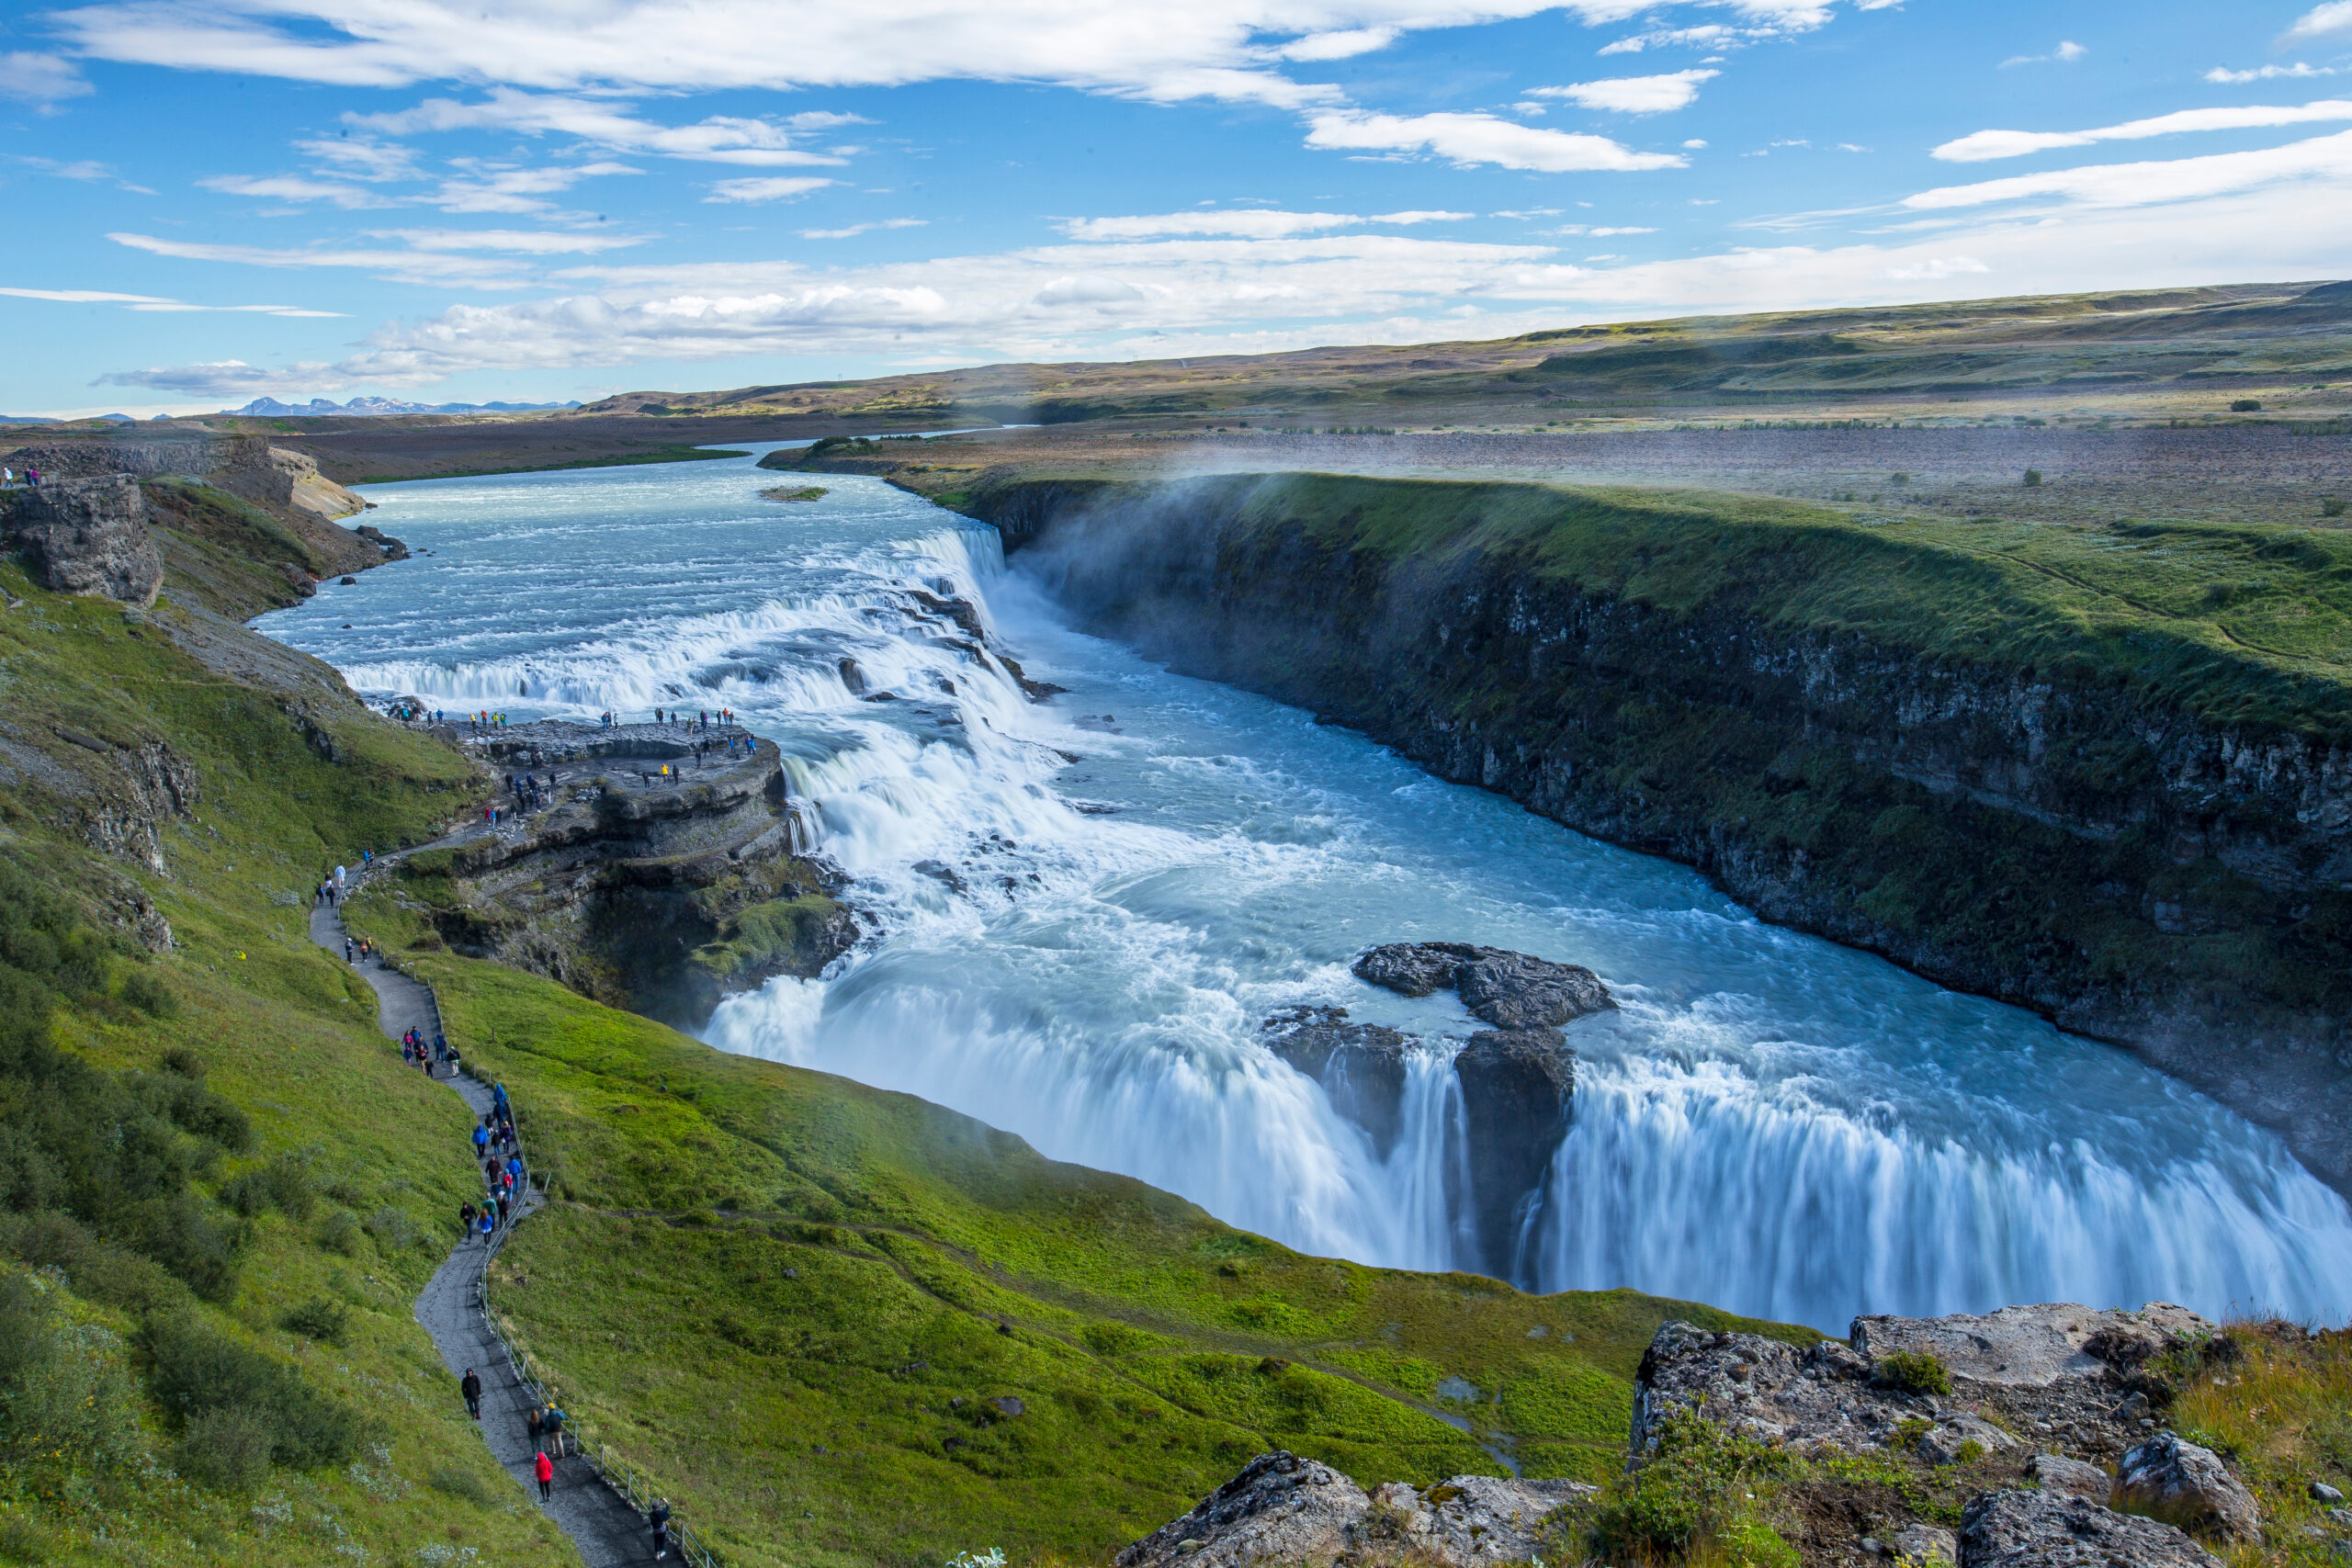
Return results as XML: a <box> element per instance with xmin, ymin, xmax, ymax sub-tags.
<box><xmin>1871</xmin><ymin>1349</ymin><xmax>1952</xmax><ymax>1396</ymax></box>
<box><xmin>364</xmin><ymin>1205</ymin><xmax>416</xmax><ymax>1252</ymax></box>
<box><xmin>279</xmin><ymin>1298</ymin><xmax>349</xmax><ymax>1345</ymax></box>
<box><xmin>143</xmin><ymin>1315</ymin><xmax>358</xmax><ymax>1471</ymax></box>
<box><xmin>2022</xmin><ymin>468</ymin><xmax>2043</xmax><ymax>488</ymax></box>
<box><xmin>177</xmin><ymin>1405</ymin><xmax>273</xmax><ymax>1492</ymax></box>
<box><xmin>1888</xmin><ymin>471</ymin><xmax>1911</xmax><ymax>486</ymax></box>
<box><xmin>2324</xmin><ymin>498</ymin><xmax>2346</xmax><ymax>518</ymax></box>
<box><xmin>0</xmin><ymin>1272</ymin><xmax>140</xmax><ymax>1476</ymax></box>
<box><xmin>2231</xmin><ymin>399</ymin><xmax>2262</xmax><ymax>412</ymax></box>
<box><xmin>0</xmin><ymin>1516</ymin><xmax>49</xmax><ymax>1563</ymax></box>
<box><xmin>316</xmin><ymin>1211</ymin><xmax>361</xmax><ymax>1255</ymax></box>
<box><xmin>428</xmin><ymin>1465</ymin><xmax>496</xmax><ymax>1506</ymax></box>
<box><xmin>260</xmin><ymin>1153</ymin><xmax>316</xmax><ymax>1220</ymax></box>
<box><xmin>1713</xmin><ymin>1517</ymin><xmax>1801</xmax><ymax>1568</ymax></box>
<box><xmin>119</xmin><ymin>970</ymin><xmax>176</xmax><ymax>1017</ymax></box>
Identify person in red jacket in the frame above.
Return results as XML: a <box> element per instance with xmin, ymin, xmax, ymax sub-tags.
<box><xmin>535</xmin><ymin>1449</ymin><xmax>553</xmax><ymax>1501</ymax></box>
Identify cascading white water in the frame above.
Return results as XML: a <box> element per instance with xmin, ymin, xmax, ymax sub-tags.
<box><xmin>260</xmin><ymin>449</ymin><xmax>2352</xmax><ymax>1332</ymax></box>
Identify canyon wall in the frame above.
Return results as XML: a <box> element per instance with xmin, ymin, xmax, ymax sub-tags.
<box><xmin>945</xmin><ymin>470</ymin><xmax>2352</xmax><ymax>1192</ymax></box>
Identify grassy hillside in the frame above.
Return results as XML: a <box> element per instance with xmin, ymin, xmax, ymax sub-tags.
<box><xmin>0</xmin><ymin>476</ymin><xmax>1809</xmax><ymax>1567</ymax></box>
<box><xmin>337</xmin><ymin>887</ymin><xmax>1811</xmax><ymax>1568</ymax></box>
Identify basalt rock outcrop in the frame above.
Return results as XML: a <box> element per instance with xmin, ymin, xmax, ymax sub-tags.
<box><xmin>5</xmin><ymin>475</ymin><xmax>164</xmax><ymax>606</ymax></box>
<box><xmin>393</xmin><ymin>721</ymin><xmax>855</xmax><ymax>1024</ymax></box>
<box><xmin>948</xmin><ymin>469</ymin><xmax>2352</xmax><ymax>1194</ymax></box>
<box><xmin>1636</xmin><ymin>1303</ymin><xmax>2213</xmax><ymax>1464</ymax></box>
<box><xmin>1114</xmin><ymin>1450</ymin><xmax>1591</xmax><ymax>1568</ymax></box>
<box><xmin>1264</xmin><ymin>942</ymin><xmax>1605</xmax><ymax>1282</ymax></box>
<box><xmin>5</xmin><ymin>435</ymin><xmax>365</xmax><ymax>524</ymax></box>
<box><xmin>1959</xmin><ymin>1488</ymin><xmax>2222</xmax><ymax>1568</ymax></box>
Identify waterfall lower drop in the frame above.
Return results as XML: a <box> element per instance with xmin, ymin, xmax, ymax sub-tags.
<box><xmin>261</xmin><ymin>455</ymin><xmax>2352</xmax><ymax>1333</ymax></box>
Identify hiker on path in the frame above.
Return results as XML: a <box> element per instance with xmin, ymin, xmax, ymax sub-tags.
<box><xmin>460</xmin><ymin>1368</ymin><xmax>482</xmax><ymax>1419</ymax></box>
<box><xmin>460</xmin><ymin>1201</ymin><xmax>476</xmax><ymax>1235</ymax></box>
<box><xmin>472</xmin><ymin>1121</ymin><xmax>490</xmax><ymax>1157</ymax></box>
<box><xmin>650</xmin><ymin>1498</ymin><xmax>673</xmax><ymax>1560</ymax></box>
<box><xmin>535</xmin><ymin>1450</ymin><xmax>553</xmax><ymax>1502</ymax></box>
<box><xmin>344</xmin><ymin>935</ymin><xmax>354</xmax><ymax>963</ymax></box>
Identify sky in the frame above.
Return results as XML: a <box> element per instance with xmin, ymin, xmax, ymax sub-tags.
<box><xmin>4</xmin><ymin>1</ymin><xmax>2352</xmax><ymax>416</ymax></box>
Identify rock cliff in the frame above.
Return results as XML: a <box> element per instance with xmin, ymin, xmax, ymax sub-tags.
<box><xmin>389</xmin><ymin>720</ymin><xmax>854</xmax><ymax>1024</ymax></box>
<box><xmin>4</xmin><ymin>474</ymin><xmax>164</xmax><ymax>606</ymax></box>
<box><xmin>943</xmin><ymin>470</ymin><xmax>2352</xmax><ymax>1194</ymax></box>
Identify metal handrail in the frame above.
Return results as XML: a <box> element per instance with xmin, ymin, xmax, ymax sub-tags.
<box><xmin>373</xmin><ymin>942</ymin><xmax>725</xmax><ymax>1568</ymax></box>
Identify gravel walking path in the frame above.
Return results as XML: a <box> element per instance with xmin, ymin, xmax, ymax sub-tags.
<box><xmin>308</xmin><ymin>898</ymin><xmax>660</xmax><ymax>1566</ymax></box>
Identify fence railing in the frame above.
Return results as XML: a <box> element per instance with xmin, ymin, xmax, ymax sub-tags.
<box><xmin>355</xmin><ymin>902</ymin><xmax>723</xmax><ymax>1568</ymax></box>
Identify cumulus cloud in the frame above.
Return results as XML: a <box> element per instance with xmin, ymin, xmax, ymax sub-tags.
<box><xmin>706</xmin><ymin>176</ymin><xmax>838</xmax><ymax>204</ymax></box>
<box><xmin>1305</xmin><ymin>108</ymin><xmax>1684</xmax><ymax>169</ymax></box>
<box><xmin>1528</xmin><ymin>69</ymin><xmax>1718</xmax><ymax>113</ymax></box>
<box><xmin>1905</xmin><ymin>128</ymin><xmax>2352</xmax><ymax>209</ymax></box>
<box><xmin>1935</xmin><ymin>99</ymin><xmax>2352</xmax><ymax>162</ymax></box>
<box><xmin>0</xmin><ymin>51</ymin><xmax>94</xmax><ymax>103</ymax></box>
<box><xmin>2282</xmin><ymin>2</ymin><xmax>2352</xmax><ymax>43</ymax></box>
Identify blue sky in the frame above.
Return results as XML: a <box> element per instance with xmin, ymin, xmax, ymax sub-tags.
<box><xmin>4</xmin><ymin>0</ymin><xmax>2351</xmax><ymax>416</ymax></box>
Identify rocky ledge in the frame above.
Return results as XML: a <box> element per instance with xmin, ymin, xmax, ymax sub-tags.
<box><xmin>3</xmin><ymin>474</ymin><xmax>164</xmax><ymax>607</ymax></box>
<box><xmin>386</xmin><ymin>718</ymin><xmax>855</xmax><ymax>1024</ymax></box>
<box><xmin>1261</xmin><ymin>942</ymin><xmax>1611</xmax><ymax>1281</ymax></box>
<box><xmin>1127</xmin><ymin>1299</ymin><xmax>2291</xmax><ymax>1568</ymax></box>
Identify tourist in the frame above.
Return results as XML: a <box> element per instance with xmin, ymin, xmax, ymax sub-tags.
<box><xmin>650</xmin><ymin>1498</ymin><xmax>673</xmax><ymax>1559</ymax></box>
<box><xmin>460</xmin><ymin>1368</ymin><xmax>482</xmax><ymax>1420</ymax></box>
<box><xmin>460</xmin><ymin>1200</ymin><xmax>476</xmax><ymax>1235</ymax></box>
<box><xmin>535</xmin><ymin>1449</ymin><xmax>553</xmax><ymax>1502</ymax></box>
<box><xmin>526</xmin><ymin>1405</ymin><xmax>542</xmax><ymax>1443</ymax></box>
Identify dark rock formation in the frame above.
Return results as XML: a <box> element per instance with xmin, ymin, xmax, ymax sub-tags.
<box><xmin>2117</xmin><ymin>1433</ymin><xmax>2263</xmax><ymax>1541</ymax></box>
<box><xmin>1636</xmin><ymin>1303</ymin><xmax>2214</xmax><ymax>1466</ymax></box>
<box><xmin>1453</xmin><ymin>1027</ymin><xmax>1575</xmax><ymax>1271</ymax></box>
<box><xmin>6</xmin><ymin>475</ymin><xmax>164</xmax><ymax>606</ymax></box>
<box><xmin>1351</xmin><ymin>942</ymin><xmax>1613</xmax><ymax>1029</ymax></box>
<box><xmin>400</xmin><ymin>722</ymin><xmax>855</xmax><ymax>1025</ymax></box>
<box><xmin>1959</xmin><ymin>1488</ymin><xmax>2222</xmax><ymax>1568</ymax></box>
<box><xmin>1260</xmin><ymin>1006</ymin><xmax>1412</xmax><ymax>1156</ymax></box>
<box><xmin>1114</xmin><ymin>1450</ymin><xmax>1590</xmax><ymax>1568</ymax></box>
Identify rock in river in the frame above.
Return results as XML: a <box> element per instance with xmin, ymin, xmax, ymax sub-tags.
<box><xmin>1453</xmin><ymin>1027</ymin><xmax>1576</xmax><ymax>1272</ymax></box>
<box><xmin>1260</xmin><ymin>1006</ymin><xmax>1411</xmax><ymax>1157</ymax></box>
<box><xmin>1351</xmin><ymin>941</ymin><xmax>1613</xmax><ymax>1029</ymax></box>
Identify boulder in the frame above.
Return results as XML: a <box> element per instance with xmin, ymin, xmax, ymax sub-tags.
<box><xmin>1849</xmin><ymin>1303</ymin><xmax>2209</xmax><ymax>1389</ymax></box>
<box><xmin>1364</xmin><ymin>1475</ymin><xmax>1594</xmax><ymax>1561</ymax></box>
<box><xmin>1261</xmin><ymin>1007</ymin><xmax>1413</xmax><ymax>1156</ymax></box>
<box><xmin>1114</xmin><ymin>1451</ymin><xmax>1367</xmax><ymax>1568</ymax></box>
<box><xmin>1455</xmin><ymin>950</ymin><xmax>1614</xmax><ymax>1030</ymax></box>
<box><xmin>7</xmin><ymin>475</ymin><xmax>163</xmax><ymax>606</ymax></box>
<box><xmin>1916</xmin><ymin>1412</ymin><xmax>2021</xmax><ymax>1466</ymax></box>
<box><xmin>2030</xmin><ymin>1452</ymin><xmax>2113</xmax><ymax>1501</ymax></box>
<box><xmin>1117</xmin><ymin>1453</ymin><xmax>1589</xmax><ymax>1568</ymax></box>
<box><xmin>1351</xmin><ymin>942</ymin><xmax>1613</xmax><ymax>1030</ymax></box>
<box><xmin>1959</xmin><ymin>1488</ymin><xmax>2222</xmax><ymax>1568</ymax></box>
<box><xmin>1890</xmin><ymin>1522</ymin><xmax>1958</xmax><ymax>1565</ymax></box>
<box><xmin>1453</xmin><ymin>1027</ymin><xmax>1575</xmax><ymax>1278</ymax></box>
<box><xmin>2117</xmin><ymin>1433</ymin><xmax>2262</xmax><ymax>1541</ymax></box>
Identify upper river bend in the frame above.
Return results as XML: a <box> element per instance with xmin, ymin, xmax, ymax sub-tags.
<box><xmin>257</xmin><ymin>448</ymin><xmax>2352</xmax><ymax>1332</ymax></box>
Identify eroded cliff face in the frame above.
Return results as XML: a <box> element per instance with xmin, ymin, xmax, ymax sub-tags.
<box><xmin>957</xmin><ymin>472</ymin><xmax>2352</xmax><ymax>1193</ymax></box>
<box><xmin>392</xmin><ymin>723</ymin><xmax>855</xmax><ymax>1025</ymax></box>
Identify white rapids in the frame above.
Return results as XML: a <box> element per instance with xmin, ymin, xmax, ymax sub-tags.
<box><xmin>257</xmin><ymin>447</ymin><xmax>2352</xmax><ymax>1332</ymax></box>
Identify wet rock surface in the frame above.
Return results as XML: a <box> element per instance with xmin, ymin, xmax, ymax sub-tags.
<box><xmin>1959</xmin><ymin>1488</ymin><xmax>2222</xmax><ymax>1568</ymax></box>
<box><xmin>1351</xmin><ymin>942</ymin><xmax>1613</xmax><ymax>1029</ymax></box>
<box><xmin>1453</xmin><ymin>1027</ymin><xmax>1576</xmax><ymax>1269</ymax></box>
<box><xmin>1261</xmin><ymin>1006</ymin><xmax>1412</xmax><ymax>1156</ymax></box>
<box><xmin>1115</xmin><ymin>1451</ymin><xmax>1590</xmax><ymax>1568</ymax></box>
<box><xmin>6</xmin><ymin>475</ymin><xmax>164</xmax><ymax>606</ymax></box>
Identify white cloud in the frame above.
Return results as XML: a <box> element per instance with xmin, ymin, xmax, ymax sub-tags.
<box><xmin>362</xmin><ymin>228</ymin><xmax>648</xmax><ymax>254</ymax></box>
<box><xmin>294</xmin><ymin>137</ymin><xmax>424</xmax><ymax>181</ymax></box>
<box><xmin>199</xmin><ymin>173</ymin><xmax>391</xmax><ymax>208</ymax></box>
<box><xmin>1059</xmin><ymin>209</ymin><xmax>1470</xmax><ymax>240</ymax></box>
<box><xmin>94</xmin><ymin>359</ymin><xmax>341</xmax><ymax>397</ymax></box>
<box><xmin>1304</xmin><ymin>109</ymin><xmax>1685</xmax><ymax>170</ymax></box>
<box><xmin>355</xmin><ymin>90</ymin><xmax>849</xmax><ymax>166</ymax></box>
<box><xmin>1275</xmin><ymin>26</ymin><xmax>1400</xmax><ymax>59</ymax></box>
<box><xmin>2207</xmin><ymin>62</ymin><xmax>2336</xmax><ymax>84</ymax></box>
<box><xmin>1882</xmin><ymin>255</ymin><xmax>1988</xmax><ymax>281</ymax></box>
<box><xmin>2283</xmin><ymin>2</ymin><xmax>2352</xmax><ymax>43</ymax></box>
<box><xmin>2000</xmin><ymin>40</ymin><xmax>2086</xmax><ymax>68</ymax></box>
<box><xmin>107</xmin><ymin>231</ymin><xmax>548</xmax><ymax>288</ymax></box>
<box><xmin>1935</xmin><ymin>98</ymin><xmax>2352</xmax><ymax>162</ymax></box>
<box><xmin>1528</xmin><ymin>69</ymin><xmax>1718</xmax><ymax>112</ymax></box>
<box><xmin>0</xmin><ymin>51</ymin><xmax>93</xmax><ymax>103</ymax></box>
<box><xmin>1905</xmin><ymin>128</ymin><xmax>2352</xmax><ymax>209</ymax></box>
<box><xmin>800</xmin><ymin>219</ymin><xmax>930</xmax><ymax>239</ymax></box>
<box><xmin>705</xmin><ymin>176</ymin><xmax>838</xmax><ymax>204</ymax></box>
<box><xmin>0</xmin><ymin>286</ymin><xmax>340</xmax><ymax>317</ymax></box>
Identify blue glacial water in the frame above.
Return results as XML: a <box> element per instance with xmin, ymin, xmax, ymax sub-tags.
<box><xmin>255</xmin><ymin>448</ymin><xmax>2352</xmax><ymax>1331</ymax></box>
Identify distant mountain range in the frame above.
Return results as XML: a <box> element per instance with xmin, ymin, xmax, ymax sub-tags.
<box><xmin>223</xmin><ymin>396</ymin><xmax>582</xmax><ymax>418</ymax></box>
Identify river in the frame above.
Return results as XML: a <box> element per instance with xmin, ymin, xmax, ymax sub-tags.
<box><xmin>256</xmin><ymin>447</ymin><xmax>2352</xmax><ymax>1332</ymax></box>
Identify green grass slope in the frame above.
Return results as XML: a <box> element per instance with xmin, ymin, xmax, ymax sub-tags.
<box><xmin>0</xmin><ymin>484</ymin><xmax>1813</xmax><ymax>1566</ymax></box>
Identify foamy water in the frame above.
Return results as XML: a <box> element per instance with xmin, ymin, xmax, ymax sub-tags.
<box><xmin>257</xmin><ymin>449</ymin><xmax>2352</xmax><ymax>1330</ymax></box>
